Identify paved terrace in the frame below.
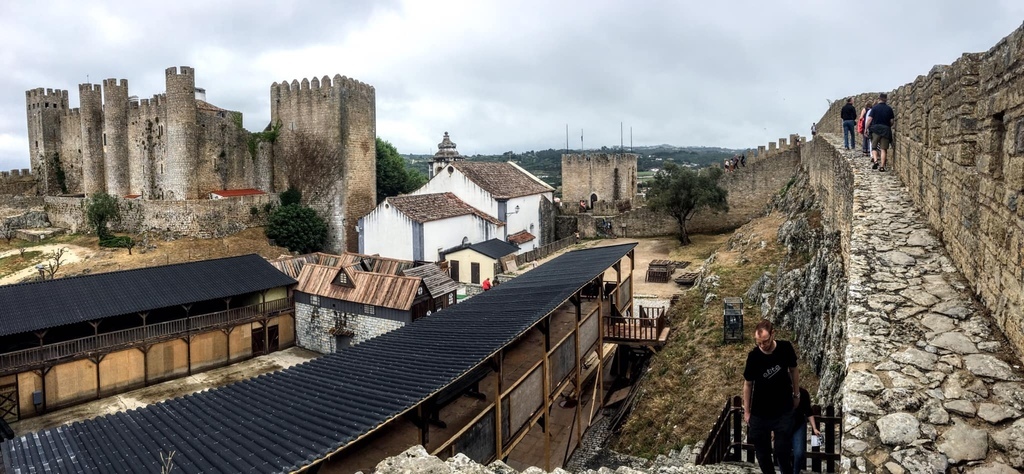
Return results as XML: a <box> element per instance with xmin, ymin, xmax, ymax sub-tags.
<box><xmin>826</xmin><ymin>134</ymin><xmax>1024</xmax><ymax>473</ymax></box>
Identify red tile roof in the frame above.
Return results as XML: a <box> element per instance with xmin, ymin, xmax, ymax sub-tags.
<box><xmin>507</xmin><ymin>230</ymin><xmax>536</xmax><ymax>245</ymax></box>
<box><xmin>387</xmin><ymin>192</ymin><xmax>503</xmax><ymax>225</ymax></box>
<box><xmin>451</xmin><ymin>161</ymin><xmax>552</xmax><ymax>199</ymax></box>
<box><xmin>211</xmin><ymin>188</ymin><xmax>267</xmax><ymax>198</ymax></box>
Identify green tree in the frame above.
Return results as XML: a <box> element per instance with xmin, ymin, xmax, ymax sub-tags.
<box><xmin>265</xmin><ymin>204</ymin><xmax>329</xmax><ymax>254</ymax></box>
<box><xmin>376</xmin><ymin>138</ymin><xmax>427</xmax><ymax>203</ymax></box>
<box><xmin>280</xmin><ymin>186</ymin><xmax>302</xmax><ymax>206</ymax></box>
<box><xmin>86</xmin><ymin>192</ymin><xmax>119</xmax><ymax>239</ymax></box>
<box><xmin>646</xmin><ymin>164</ymin><xmax>729</xmax><ymax>245</ymax></box>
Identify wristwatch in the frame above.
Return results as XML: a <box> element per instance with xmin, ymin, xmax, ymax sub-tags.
<box><xmin>792</xmin><ymin>393</ymin><xmax>800</xmax><ymax>399</ymax></box>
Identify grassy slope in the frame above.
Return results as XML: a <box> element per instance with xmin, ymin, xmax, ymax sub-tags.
<box><xmin>612</xmin><ymin>213</ymin><xmax>819</xmax><ymax>458</ymax></box>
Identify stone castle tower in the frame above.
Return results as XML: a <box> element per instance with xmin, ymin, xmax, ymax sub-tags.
<box><xmin>270</xmin><ymin>74</ymin><xmax>376</xmax><ymax>253</ymax></box>
<box><xmin>561</xmin><ymin>153</ymin><xmax>638</xmax><ymax>208</ymax></box>
<box><xmin>26</xmin><ymin>66</ymin><xmax>377</xmax><ymax>252</ymax></box>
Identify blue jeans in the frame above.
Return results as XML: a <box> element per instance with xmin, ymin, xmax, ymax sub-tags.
<box><xmin>842</xmin><ymin>120</ymin><xmax>856</xmax><ymax>148</ymax></box>
<box><xmin>749</xmin><ymin>411</ymin><xmax>794</xmax><ymax>474</ymax></box>
<box><xmin>792</xmin><ymin>420</ymin><xmax>807</xmax><ymax>473</ymax></box>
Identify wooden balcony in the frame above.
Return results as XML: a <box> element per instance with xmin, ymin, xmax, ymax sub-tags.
<box><xmin>0</xmin><ymin>298</ymin><xmax>293</xmax><ymax>375</ymax></box>
<box><xmin>603</xmin><ymin>306</ymin><xmax>670</xmax><ymax>346</ymax></box>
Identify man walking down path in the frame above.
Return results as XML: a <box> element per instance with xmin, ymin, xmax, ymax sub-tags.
<box><xmin>866</xmin><ymin>92</ymin><xmax>896</xmax><ymax>172</ymax></box>
<box><xmin>840</xmin><ymin>98</ymin><xmax>858</xmax><ymax>149</ymax></box>
<box><xmin>743</xmin><ymin>320</ymin><xmax>800</xmax><ymax>474</ymax></box>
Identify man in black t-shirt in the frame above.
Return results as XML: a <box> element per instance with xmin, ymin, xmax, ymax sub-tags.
<box><xmin>866</xmin><ymin>92</ymin><xmax>896</xmax><ymax>172</ymax></box>
<box><xmin>743</xmin><ymin>320</ymin><xmax>799</xmax><ymax>474</ymax></box>
<box><xmin>840</xmin><ymin>98</ymin><xmax>858</xmax><ymax>150</ymax></box>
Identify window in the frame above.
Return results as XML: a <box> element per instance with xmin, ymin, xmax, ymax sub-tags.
<box><xmin>337</xmin><ymin>272</ymin><xmax>347</xmax><ymax>284</ymax></box>
<box><xmin>103</xmin><ymin>134</ymin><xmax>107</xmax><ymax>146</ymax></box>
<box><xmin>417</xmin><ymin>286</ymin><xmax>424</xmax><ymax>296</ymax></box>
<box><xmin>364</xmin><ymin>304</ymin><xmax>375</xmax><ymax>315</ymax></box>
<box><xmin>448</xmin><ymin>293</ymin><xmax>455</xmax><ymax>305</ymax></box>
<box><xmin>310</xmin><ymin>295</ymin><xmax>320</xmax><ymax>306</ymax></box>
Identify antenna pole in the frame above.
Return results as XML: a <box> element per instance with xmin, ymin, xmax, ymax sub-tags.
<box><xmin>620</xmin><ymin>122</ymin><xmax>623</xmax><ymax>152</ymax></box>
<box><xmin>630</xmin><ymin>126</ymin><xmax>633</xmax><ymax>152</ymax></box>
<box><xmin>566</xmin><ymin>124</ymin><xmax>569</xmax><ymax>153</ymax></box>
<box><xmin>581</xmin><ymin>129</ymin><xmax>584</xmax><ymax>152</ymax></box>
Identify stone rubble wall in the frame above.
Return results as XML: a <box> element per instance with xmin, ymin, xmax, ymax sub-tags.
<box><xmin>43</xmin><ymin>193</ymin><xmax>276</xmax><ymax>237</ymax></box>
<box><xmin>815</xmin><ymin>24</ymin><xmax>1024</xmax><ymax>362</ymax></box>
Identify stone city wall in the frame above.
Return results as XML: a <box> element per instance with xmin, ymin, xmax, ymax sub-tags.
<box><xmin>0</xmin><ymin>170</ymin><xmax>36</xmax><ymax>195</ymax></box>
<box><xmin>574</xmin><ymin>142</ymin><xmax>801</xmax><ymax>239</ymax></box>
<box><xmin>44</xmin><ymin>193</ymin><xmax>278</xmax><ymax>237</ymax></box>
<box><xmin>817</xmin><ymin>24</ymin><xmax>1024</xmax><ymax>363</ymax></box>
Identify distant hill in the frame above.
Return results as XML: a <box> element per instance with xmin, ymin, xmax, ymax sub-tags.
<box><xmin>403</xmin><ymin>144</ymin><xmax>748</xmax><ymax>189</ymax></box>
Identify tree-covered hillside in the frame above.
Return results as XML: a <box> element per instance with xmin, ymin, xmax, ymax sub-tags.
<box><xmin>404</xmin><ymin>144</ymin><xmax>747</xmax><ymax>189</ymax></box>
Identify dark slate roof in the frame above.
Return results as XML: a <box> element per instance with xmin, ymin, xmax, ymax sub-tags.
<box><xmin>467</xmin><ymin>238</ymin><xmax>520</xmax><ymax>259</ymax></box>
<box><xmin>0</xmin><ymin>254</ymin><xmax>297</xmax><ymax>338</ymax></box>
<box><xmin>2</xmin><ymin>243</ymin><xmax>637</xmax><ymax>474</ymax></box>
<box><xmin>402</xmin><ymin>263</ymin><xmax>459</xmax><ymax>297</ymax></box>
<box><xmin>451</xmin><ymin>161</ymin><xmax>553</xmax><ymax>199</ymax></box>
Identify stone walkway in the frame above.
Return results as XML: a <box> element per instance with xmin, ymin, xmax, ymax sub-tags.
<box><xmin>835</xmin><ymin>135</ymin><xmax>1024</xmax><ymax>473</ymax></box>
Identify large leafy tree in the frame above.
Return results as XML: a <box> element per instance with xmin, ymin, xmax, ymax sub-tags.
<box><xmin>646</xmin><ymin>163</ymin><xmax>729</xmax><ymax>245</ymax></box>
<box><xmin>86</xmin><ymin>192</ymin><xmax>119</xmax><ymax>239</ymax></box>
<box><xmin>376</xmin><ymin>138</ymin><xmax>426</xmax><ymax>203</ymax></box>
<box><xmin>265</xmin><ymin>204</ymin><xmax>329</xmax><ymax>254</ymax></box>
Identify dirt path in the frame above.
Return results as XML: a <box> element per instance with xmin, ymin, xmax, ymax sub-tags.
<box><xmin>0</xmin><ymin>244</ymin><xmax>96</xmax><ymax>285</ymax></box>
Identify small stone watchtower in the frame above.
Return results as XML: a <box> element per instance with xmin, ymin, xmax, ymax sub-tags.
<box><xmin>429</xmin><ymin>132</ymin><xmax>464</xmax><ymax>178</ymax></box>
<box><xmin>561</xmin><ymin>152</ymin><xmax>638</xmax><ymax>210</ymax></box>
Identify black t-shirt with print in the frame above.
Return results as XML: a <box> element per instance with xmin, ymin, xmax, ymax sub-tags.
<box><xmin>743</xmin><ymin>339</ymin><xmax>798</xmax><ymax>417</ymax></box>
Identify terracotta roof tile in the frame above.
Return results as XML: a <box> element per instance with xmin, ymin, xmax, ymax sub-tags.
<box><xmin>508</xmin><ymin>230</ymin><xmax>536</xmax><ymax>245</ymax></box>
<box><xmin>387</xmin><ymin>192</ymin><xmax>503</xmax><ymax>225</ymax></box>
<box><xmin>451</xmin><ymin>161</ymin><xmax>552</xmax><ymax>199</ymax></box>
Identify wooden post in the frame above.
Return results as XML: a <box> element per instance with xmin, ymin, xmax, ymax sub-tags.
<box><xmin>573</xmin><ymin>295</ymin><xmax>583</xmax><ymax>453</ymax></box>
<box><xmin>88</xmin><ymin>320</ymin><xmax>101</xmax><ymax>335</ymax></box>
<box><xmin>35</xmin><ymin>330</ymin><xmax>47</xmax><ymax>347</ymax></box>
<box><xmin>541</xmin><ymin>315</ymin><xmax>551</xmax><ymax>472</ymax></box>
<box><xmin>493</xmin><ymin>351</ymin><xmax>504</xmax><ymax>460</ymax></box>
<box><xmin>183</xmin><ymin>304</ymin><xmax>193</xmax><ymax>375</ymax></box>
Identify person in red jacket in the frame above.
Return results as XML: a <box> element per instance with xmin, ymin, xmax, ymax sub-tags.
<box><xmin>482</xmin><ymin>278</ymin><xmax>491</xmax><ymax>291</ymax></box>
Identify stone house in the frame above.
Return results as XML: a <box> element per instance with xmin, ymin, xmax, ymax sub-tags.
<box><xmin>358</xmin><ymin>192</ymin><xmax>504</xmax><ymax>262</ymax></box>
<box><xmin>442</xmin><ymin>238</ymin><xmax>519</xmax><ymax>285</ymax></box>
<box><xmin>292</xmin><ymin>257</ymin><xmax>459</xmax><ymax>353</ymax></box>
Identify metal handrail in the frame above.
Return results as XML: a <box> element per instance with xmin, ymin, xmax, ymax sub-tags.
<box><xmin>0</xmin><ymin>297</ymin><xmax>293</xmax><ymax>374</ymax></box>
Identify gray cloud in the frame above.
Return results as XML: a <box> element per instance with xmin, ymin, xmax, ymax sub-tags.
<box><xmin>1</xmin><ymin>0</ymin><xmax>1021</xmax><ymax>171</ymax></box>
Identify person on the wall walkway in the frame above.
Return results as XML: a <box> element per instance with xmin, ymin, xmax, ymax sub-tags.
<box><xmin>840</xmin><ymin>98</ymin><xmax>858</xmax><ymax>149</ymax></box>
<box><xmin>866</xmin><ymin>93</ymin><xmax>896</xmax><ymax>172</ymax></box>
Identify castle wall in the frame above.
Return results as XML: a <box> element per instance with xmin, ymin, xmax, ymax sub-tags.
<box><xmin>561</xmin><ymin>153</ymin><xmax>638</xmax><ymax>209</ymax></box>
<box><xmin>79</xmin><ymin>84</ymin><xmax>105</xmax><ymax>195</ymax></box>
<box><xmin>195</xmin><ymin>110</ymin><xmax>252</xmax><ymax>193</ymax></box>
<box><xmin>44</xmin><ymin>193</ymin><xmax>278</xmax><ymax>238</ymax></box>
<box><xmin>164</xmin><ymin>67</ymin><xmax>199</xmax><ymax>200</ymax></box>
<box><xmin>102</xmin><ymin>78</ymin><xmax>131</xmax><ymax>197</ymax></box>
<box><xmin>573</xmin><ymin>141</ymin><xmax>801</xmax><ymax>239</ymax></box>
<box><xmin>816</xmin><ymin>25</ymin><xmax>1024</xmax><ymax>360</ymax></box>
<box><xmin>58</xmin><ymin>108</ymin><xmax>83</xmax><ymax>194</ymax></box>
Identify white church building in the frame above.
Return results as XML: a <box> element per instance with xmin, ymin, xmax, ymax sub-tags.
<box><xmin>359</xmin><ymin>132</ymin><xmax>554</xmax><ymax>261</ymax></box>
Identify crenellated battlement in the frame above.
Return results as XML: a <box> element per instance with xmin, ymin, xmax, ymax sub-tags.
<box><xmin>78</xmin><ymin>83</ymin><xmax>102</xmax><ymax>94</ymax></box>
<box><xmin>165</xmin><ymin>66</ymin><xmax>194</xmax><ymax>77</ymax></box>
<box><xmin>102</xmin><ymin>78</ymin><xmax>129</xmax><ymax>89</ymax></box>
<box><xmin>272</xmin><ymin>74</ymin><xmax>376</xmax><ymax>97</ymax></box>
<box><xmin>25</xmin><ymin>88</ymin><xmax>69</xmax><ymax>110</ymax></box>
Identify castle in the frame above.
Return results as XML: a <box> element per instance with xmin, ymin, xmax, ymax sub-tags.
<box><xmin>23</xmin><ymin>66</ymin><xmax>376</xmax><ymax>252</ymax></box>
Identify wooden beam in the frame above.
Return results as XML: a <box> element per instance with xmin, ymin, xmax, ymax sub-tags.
<box><xmin>493</xmin><ymin>352</ymin><xmax>504</xmax><ymax>460</ymax></box>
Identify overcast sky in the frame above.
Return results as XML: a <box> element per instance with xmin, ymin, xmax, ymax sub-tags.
<box><xmin>1</xmin><ymin>1</ymin><xmax>1021</xmax><ymax>170</ymax></box>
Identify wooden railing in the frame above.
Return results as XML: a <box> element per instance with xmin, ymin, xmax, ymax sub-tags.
<box><xmin>603</xmin><ymin>307</ymin><xmax>665</xmax><ymax>342</ymax></box>
<box><xmin>696</xmin><ymin>396</ymin><xmax>842</xmax><ymax>472</ymax></box>
<box><xmin>0</xmin><ymin>298</ymin><xmax>292</xmax><ymax>374</ymax></box>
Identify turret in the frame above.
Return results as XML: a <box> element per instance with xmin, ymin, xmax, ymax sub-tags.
<box><xmin>103</xmin><ymin>78</ymin><xmax>130</xmax><ymax>196</ymax></box>
<box><xmin>79</xmin><ymin>83</ymin><xmax>105</xmax><ymax>195</ymax></box>
<box><xmin>430</xmin><ymin>132</ymin><xmax>463</xmax><ymax>178</ymax></box>
<box><xmin>164</xmin><ymin>66</ymin><xmax>198</xmax><ymax>200</ymax></box>
<box><xmin>25</xmin><ymin>88</ymin><xmax>68</xmax><ymax>194</ymax></box>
